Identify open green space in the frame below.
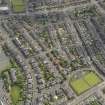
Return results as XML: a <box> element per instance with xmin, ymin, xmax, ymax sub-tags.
<box><xmin>70</xmin><ymin>71</ymin><xmax>102</xmax><ymax>95</ymax></box>
<box><xmin>11</xmin><ymin>0</ymin><xmax>25</xmax><ymax>13</ymax></box>
<box><xmin>84</xmin><ymin>72</ymin><xmax>102</xmax><ymax>87</ymax></box>
<box><xmin>0</xmin><ymin>58</ymin><xmax>25</xmax><ymax>105</ymax></box>
<box><xmin>11</xmin><ymin>86</ymin><xmax>22</xmax><ymax>105</ymax></box>
<box><xmin>71</xmin><ymin>78</ymin><xmax>90</xmax><ymax>95</ymax></box>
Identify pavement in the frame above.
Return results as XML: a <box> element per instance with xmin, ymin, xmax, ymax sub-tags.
<box><xmin>0</xmin><ymin>47</ymin><xmax>10</xmax><ymax>72</ymax></box>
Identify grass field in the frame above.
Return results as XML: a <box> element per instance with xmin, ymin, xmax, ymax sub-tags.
<box><xmin>71</xmin><ymin>78</ymin><xmax>90</xmax><ymax>94</ymax></box>
<box><xmin>70</xmin><ymin>71</ymin><xmax>102</xmax><ymax>95</ymax></box>
<box><xmin>84</xmin><ymin>72</ymin><xmax>102</xmax><ymax>87</ymax></box>
<box><xmin>11</xmin><ymin>0</ymin><xmax>25</xmax><ymax>13</ymax></box>
<box><xmin>11</xmin><ymin>86</ymin><xmax>22</xmax><ymax>105</ymax></box>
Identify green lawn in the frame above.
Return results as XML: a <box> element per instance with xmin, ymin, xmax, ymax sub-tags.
<box><xmin>71</xmin><ymin>78</ymin><xmax>90</xmax><ymax>95</ymax></box>
<box><xmin>70</xmin><ymin>71</ymin><xmax>102</xmax><ymax>95</ymax></box>
<box><xmin>84</xmin><ymin>72</ymin><xmax>102</xmax><ymax>87</ymax></box>
<box><xmin>11</xmin><ymin>0</ymin><xmax>25</xmax><ymax>13</ymax></box>
<box><xmin>11</xmin><ymin>86</ymin><xmax>22</xmax><ymax>105</ymax></box>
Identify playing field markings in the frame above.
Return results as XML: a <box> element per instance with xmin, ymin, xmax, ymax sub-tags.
<box><xmin>70</xmin><ymin>71</ymin><xmax>102</xmax><ymax>95</ymax></box>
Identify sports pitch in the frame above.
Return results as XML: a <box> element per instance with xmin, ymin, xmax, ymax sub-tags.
<box><xmin>70</xmin><ymin>71</ymin><xmax>102</xmax><ymax>95</ymax></box>
<box><xmin>11</xmin><ymin>0</ymin><xmax>25</xmax><ymax>13</ymax></box>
